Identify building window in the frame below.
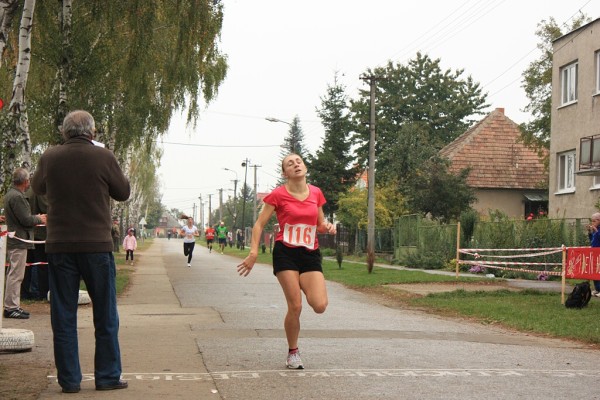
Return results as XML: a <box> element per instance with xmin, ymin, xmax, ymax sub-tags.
<box><xmin>557</xmin><ymin>150</ymin><xmax>576</xmax><ymax>192</ymax></box>
<box><xmin>561</xmin><ymin>62</ymin><xmax>578</xmax><ymax>105</ymax></box>
<box><xmin>597</xmin><ymin>51</ymin><xmax>600</xmax><ymax>94</ymax></box>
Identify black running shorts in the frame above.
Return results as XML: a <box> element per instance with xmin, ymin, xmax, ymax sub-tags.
<box><xmin>272</xmin><ymin>241</ymin><xmax>323</xmax><ymax>276</ymax></box>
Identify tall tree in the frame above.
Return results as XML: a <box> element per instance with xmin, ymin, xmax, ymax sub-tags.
<box><xmin>351</xmin><ymin>52</ymin><xmax>488</xmax><ymax>183</ymax></box>
<box><xmin>0</xmin><ymin>0</ymin><xmax>19</xmax><ymax>66</ymax></box>
<box><xmin>308</xmin><ymin>75</ymin><xmax>358</xmax><ymax>221</ymax></box>
<box><xmin>520</xmin><ymin>15</ymin><xmax>590</xmax><ymax>156</ymax></box>
<box><xmin>1</xmin><ymin>0</ymin><xmax>36</xmax><ymax>188</ymax></box>
<box><xmin>278</xmin><ymin>115</ymin><xmax>307</xmax><ymax>184</ymax></box>
<box><xmin>0</xmin><ymin>0</ymin><xmax>228</xmax><ymax>203</ymax></box>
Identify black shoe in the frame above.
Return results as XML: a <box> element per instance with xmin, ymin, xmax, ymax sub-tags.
<box><xmin>18</xmin><ymin>308</ymin><xmax>30</xmax><ymax>315</ymax></box>
<box><xmin>96</xmin><ymin>380</ymin><xmax>128</xmax><ymax>391</ymax></box>
<box><xmin>61</xmin><ymin>386</ymin><xmax>80</xmax><ymax>393</ymax></box>
<box><xmin>3</xmin><ymin>309</ymin><xmax>30</xmax><ymax>319</ymax></box>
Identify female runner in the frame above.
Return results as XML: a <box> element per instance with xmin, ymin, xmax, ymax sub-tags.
<box><xmin>237</xmin><ymin>153</ymin><xmax>336</xmax><ymax>369</ymax></box>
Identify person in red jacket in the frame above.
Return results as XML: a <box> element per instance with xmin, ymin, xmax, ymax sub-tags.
<box><xmin>205</xmin><ymin>224</ymin><xmax>215</xmax><ymax>253</ymax></box>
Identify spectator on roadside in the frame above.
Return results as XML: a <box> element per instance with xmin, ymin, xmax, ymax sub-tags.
<box><xmin>588</xmin><ymin>212</ymin><xmax>600</xmax><ymax>297</ymax></box>
<box><xmin>21</xmin><ymin>187</ymin><xmax>49</xmax><ymax>301</ymax></box>
<box><xmin>227</xmin><ymin>231</ymin><xmax>234</xmax><ymax>248</ymax></box>
<box><xmin>111</xmin><ymin>219</ymin><xmax>120</xmax><ymax>252</ymax></box>
<box><xmin>32</xmin><ymin>110</ymin><xmax>130</xmax><ymax>393</ymax></box>
<box><xmin>3</xmin><ymin>168</ymin><xmax>46</xmax><ymax>319</ymax></box>
<box><xmin>236</xmin><ymin>228</ymin><xmax>244</xmax><ymax>249</ymax></box>
<box><xmin>123</xmin><ymin>229</ymin><xmax>137</xmax><ymax>266</ymax></box>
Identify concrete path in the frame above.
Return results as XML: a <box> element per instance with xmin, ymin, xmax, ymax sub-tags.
<box><xmin>10</xmin><ymin>239</ymin><xmax>600</xmax><ymax>399</ymax></box>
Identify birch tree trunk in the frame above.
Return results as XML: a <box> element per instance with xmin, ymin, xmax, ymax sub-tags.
<box><xmin>56</xmin><ymin>0</ymin><xmax>72</xmax><ymax>132</ymax></box>
<box><xmin>0</xmin><ymin>0</ymin><xmax>18</xmax><ymax>66</ymax></box>
<box><xmin>1</xmin><ymin>0</ymin><xmax>35</xmax><ymax>188</ymax></box>
<box><xmin>0</xmin><ymin>0</ymin><xmax>19</xmax><ymax>190</ymax></box>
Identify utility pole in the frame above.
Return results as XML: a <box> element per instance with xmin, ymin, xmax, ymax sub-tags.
<box><xmin>360</xmin><ymin>74</ymin><xmax>380</xmax><ymax>273</ymax></box>
<box><xmin>192</xmin><ymin>203</ymin><xmax>196</xmax><ymax>222</ymax></box>
<box><xmin>232</xmin><ymin>179</ymin><xmax>238</xmax><ymax>229</ymax></box>
<box><xmin>218</xmin><ymin>188</ymin><xmax>223</xmax><ymax>223</ymax></box>
<box><xmin>198</xmin><ymin>195</ymin><xmax>204</xmax><ymax>230</ymax></box>
<box><xmin>240</xmin><ymin>158</ymin><xmax>249</xmax><ymax>250</ymax></box>
<box><xmin>252</xmin><ymin>164</ymin><xmax>261</xmax><ymax>225</ymax></box>
<box><xmin>208</xmin><ymin>194</ymin><xmax>213</xmax><ymax>227</ymax></box>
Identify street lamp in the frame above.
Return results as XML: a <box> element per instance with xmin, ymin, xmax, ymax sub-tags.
<box><xmin>265</xmin><ymin>117</ymin><xmax>292</xmax><ymax>126</ymax></box>
<box><xmin>223</xmin><ymin>168</ymin><xmax>238</xmax><ymax>228</ymax></box>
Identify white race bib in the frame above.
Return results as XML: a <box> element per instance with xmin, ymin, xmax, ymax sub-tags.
<box><xmin>283</xmin><ymin>223</ymin><xmax>316</xmax><ymax>249</ymax></box>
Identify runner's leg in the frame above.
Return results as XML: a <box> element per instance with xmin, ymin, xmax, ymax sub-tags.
<box><xmin>276</xmin><ymin>270</ymin><xmax>302</xmax><ymax>349</ymax></box>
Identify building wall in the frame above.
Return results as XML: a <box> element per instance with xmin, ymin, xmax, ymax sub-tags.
<box><xmin>549</xmin><ymin>19</ymin><xmax>600</xmax><ymax>219</ymax></box>
<box><xmin>472</xmin><ymin>189</ymin><xmax>526</xmax><ymax>218</ymax></box>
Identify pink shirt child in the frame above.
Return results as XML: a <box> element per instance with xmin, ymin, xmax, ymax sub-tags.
<box><xmin>122</xmin><ymin>232</ymin><xmax>137</xmax><ymax>251</ymax></box>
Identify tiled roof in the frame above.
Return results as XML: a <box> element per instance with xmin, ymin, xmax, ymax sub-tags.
<box><xmin>439</xmin><ymin>108</ymin><xmax>547</xmax><ymax>189</ymax></box>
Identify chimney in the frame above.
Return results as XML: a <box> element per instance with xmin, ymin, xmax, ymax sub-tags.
<box><xmin>496</xmin><ymin>107</ymin><xmax>505</xmax><ymax>114</ymax></box>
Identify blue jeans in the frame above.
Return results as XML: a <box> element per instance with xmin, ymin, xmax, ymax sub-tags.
<box><xmin>47</xmin><ymin>253</ymin><xmax>122</xmax><ymax>389</ymax></box>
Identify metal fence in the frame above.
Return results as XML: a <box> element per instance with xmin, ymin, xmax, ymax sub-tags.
<box><xmin>317</xmin><ymin>224</ymin><xmax>395</xmax><ymax>255</ymax></box>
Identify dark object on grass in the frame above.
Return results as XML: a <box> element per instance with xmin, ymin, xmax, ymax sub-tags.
<box><xmin>336</xmin><ymin>246</ymin><xmax>343</xmax><ymax>269</ymax></box>
<box><xmin>565</xmin><ymin>281</ymin><xmax>592</xmax><ymax>309</ymax></box>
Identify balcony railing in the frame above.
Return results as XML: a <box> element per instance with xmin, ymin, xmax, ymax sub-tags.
<box><xmin>579</xmin><ymin>134</ymin><xmax>600</xmax><ymax>170</ymax></box>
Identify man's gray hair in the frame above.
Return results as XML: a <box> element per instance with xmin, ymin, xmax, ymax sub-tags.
<box><xmin>12</xmin><ymin>167</ymin><xmax>30</xmax><ymax>185</ymax></box>
<box><xmin>592</xmin><ymin>212</ymin><xmax>600</xmax><ymax>220</ymax></box>
<box><xmin>61</xmin><ymin>110</ymin><xmax>95</xmax><ymax>140</ymax></box>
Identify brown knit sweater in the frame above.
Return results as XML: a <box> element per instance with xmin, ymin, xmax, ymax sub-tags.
<box><xmin>31</xmin><ymin>137</ymin><xmax>130</xmax><ymax>253</ymax></box>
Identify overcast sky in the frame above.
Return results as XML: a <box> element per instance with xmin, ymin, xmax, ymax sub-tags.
<box><xmin>158</xmin><ymin>0</ymin><xmax>600</xmax><ymax>222</ymax></box>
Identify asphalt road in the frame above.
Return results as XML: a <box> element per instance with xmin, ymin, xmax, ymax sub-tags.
<box><xmin>160</xmin><ymin>239</ymin><xmax>599</xmax><ymax>400</ymax></box>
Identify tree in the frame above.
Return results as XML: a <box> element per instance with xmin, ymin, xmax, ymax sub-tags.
<box><xmin>402</xmin><ymin>156</ymin><xmax>476</xmax><ymax>222</ymax></box>
<box><xmin>0</xmin><ymin>0</ymin><xmax>36</xmax><ymax>188</ymax></box>
<box><xmin>308</xmin><ymin>75</ymin><xmax>358</xmax><ymax>221</ymax></box>
<box><xmin>350</xmin><ymin>52</ymin><xmax>488</xmax><ymax>183</ymax></box>
<box><xmin>0</xmin><ymin>1</ymin><xmax>228</xmax><ymax>205</ymax></box>
<box><xmin>520</xmin><ymin>15</ymin><xmax>590</xmax><ymax>157</ymax></box>
<box><xmin>277</xmin><ymin>115</ymin><xmax>307</xmax><ymax>184</ymax></box>
<box><xmin>0</xmin><ymin>0</ymin><xmax>19</xmax><ymax>66</ymax></box>
<box><xmin>337</xmin><ymin>183</ymin><xmax>406</xmax><ymax>229</ymax></box>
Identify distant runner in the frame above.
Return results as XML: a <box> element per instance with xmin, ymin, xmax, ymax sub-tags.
<box><xmin>216</xmin><ymin>221</ymin><xmax>228</xmax><ymax>254</ymax></box>
<box><xmin>205</xmin><ymin>224</ymin><xmax>215</xmax><ymax>253</ymax></box>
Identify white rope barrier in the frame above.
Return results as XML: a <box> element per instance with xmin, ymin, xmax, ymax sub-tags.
<box><xmin>476</xmin><ymin>263</ymin><xmax>563</xmax><ymax>276</ymax></box>
<box><xmin>459</xmin><ymin>260</ymin><xmax>562</xmax><ymax>267</ymax></box>
<box><xmin>460</xmin><ymin>247</ymin><xmax>562</xmax><ymax>252</ymax></box>
<box><xmin>459</xmin><ymin>249</ymin><xmax>563</xmax><ymax>259</ymax></box>
<box><xmin>456</xmin><ymin>240</ymin><xmax>564</xmax><ymax>281</ymax></box>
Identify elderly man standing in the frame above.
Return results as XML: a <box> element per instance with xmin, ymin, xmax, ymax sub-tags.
<box><xmin>3</xmin><ymin>168</ymin><xmax>46</xmax><ymax>319</ymax></box>
<box><xmin>32</xmin><ymin>110</ymin><xmax>130</xmax><ymax>394</ymax></box>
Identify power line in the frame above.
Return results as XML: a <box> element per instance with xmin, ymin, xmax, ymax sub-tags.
<box><xmin>159</xmin><ymin>141</ymin><xmax>281</xmax><ymax>148</ymax></box>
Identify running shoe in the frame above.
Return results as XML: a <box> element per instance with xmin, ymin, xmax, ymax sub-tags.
<box><xmin>4</xmin><ymin>308</ymin><xmax>30</xmax><ymax>319</ymax></box>
<box><xmin>286</xmin><ymin>351</ymin><xmax>304</xmax><ymax>369</ymax></box>
<box><xmin>592</xmin><ymin>290</ymin><xmax>600</xmax><ymax>298</ymax></box>
<box><xmin>187</xmin><ymin>263</ymin><xmax>191</xmax><ymax>268</ymax></box>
